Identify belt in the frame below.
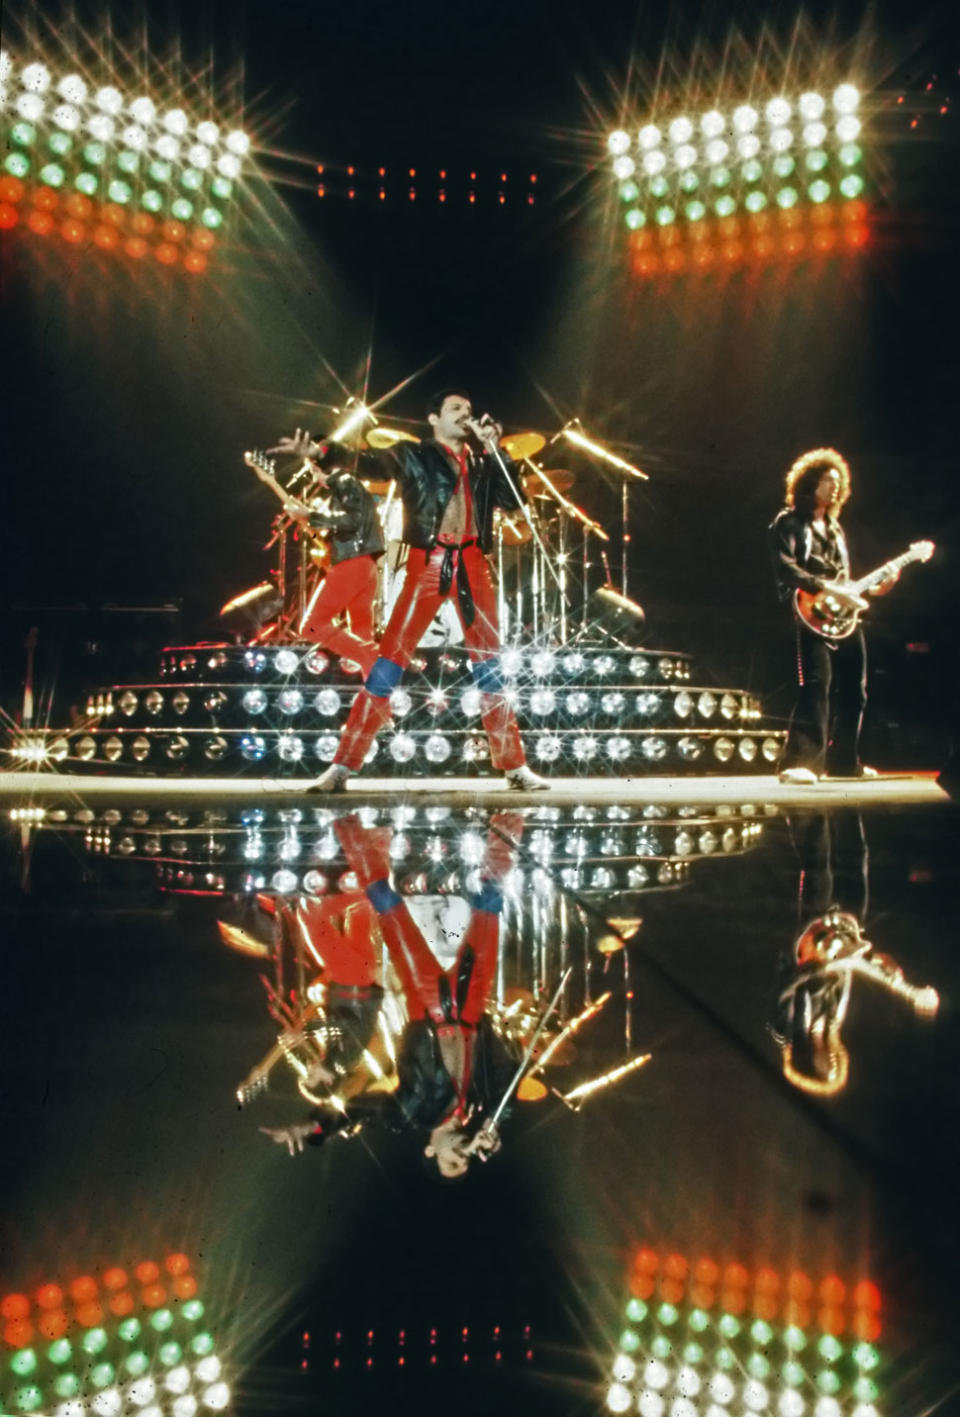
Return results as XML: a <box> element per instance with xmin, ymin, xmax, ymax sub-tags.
<box><xmin>436</xmin><ymin>539</ymin><xmax>478</xmax><ymax>626</ymax></box>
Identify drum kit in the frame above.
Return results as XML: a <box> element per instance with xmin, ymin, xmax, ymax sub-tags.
<box><xmin>226</xmin><ymin>418</ymin><xmax>648</xmax><ymax>649</ymax></box>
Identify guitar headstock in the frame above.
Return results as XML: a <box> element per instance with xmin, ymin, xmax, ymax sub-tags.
<box><xmin>911</xmin><ymin>540</ymin><xmax>935</xmax><ymax>563</ymax></box>
<box><xmin>244</xmin><ymin>449</ymin><xmax>277</xmax><ymax>482</ymax></box>
<box><xmin>236</xmin><ymin>1071</ymin><xmax>270</xmax><ymax>1107</ymax></box>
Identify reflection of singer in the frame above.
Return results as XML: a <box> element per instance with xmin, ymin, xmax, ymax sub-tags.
<box><xmin>309</xmin><ymin>390</ymin><xmax>547</xmax><ymax>792</ymax></box>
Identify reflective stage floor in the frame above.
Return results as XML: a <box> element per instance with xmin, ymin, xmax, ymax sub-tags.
<box><xmin>1</xmin><ymin>780</ymin><xmax>957</xmax><ymax>1417</ymax></box>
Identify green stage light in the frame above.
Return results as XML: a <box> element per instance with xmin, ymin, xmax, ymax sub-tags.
<box><xmin>39</xmin><ymin>162</ymin><xmax>64</xmax><ymax>185</ymax></box>
<box><xmin>118</xmin><ymin>1317</ymin><xmax>142</xmax><ymax>1342</ymax></box>
<box><xmin>83</xmin><ymin>142</ymin><xmax>107</xmax><ymax>164</ymax></box>
<box><xmin>150</xmin><ymin>1308</ymin><xmax>175</xmax><ymax>1332</ymax></box>
<box><xmin>741</xmin><ymin>159</ymin><xmax>763</xmax><ymax>183</ymax></box>
<box><xmin>10</xmin><ymin>1349</ymin><xmax>37</xmax><ymax>1376</ymax></box>
<box><xmin>82</xmin><ymin>1327</ymin><xmax>108</xmax><ymax>1355</ymax></box>
<box><xmin>784</xmin><ymin>1326</ymin><xmax>807</xmax><ymax>1351</ymax></box>
<box><xmin>160</xmin><ymin>1340</ymin><xmax>183</xmax><ymax>1365</ymax></box>
<box><xmin>679</xmin><ymin>170</ymin><xmax>699</xmax><ymax>192</ymax></box>
<box><xmin>715</xmin><ymin>1345</ymin><xmax>736</xmax><ymax>1370</ymax></box>
<box><xmin>48</xmin><ymin>1339</ymin><xmax>72</xmax><ymax>1365</ymax></box>
<box><xmin>685</xmin><ymin>199</ymin><xmax>706</xmax><ymax>221</ymax></box>
<box><xmin>717</xmin><ymin>1315</ymin><xmax>740</xmax><ymax>1340</ymax></box>
<box><xmin>651</xmin><ymin>1335</ymin><xmax>673</xmax><ymax>1359</ymax></box>
<box><xmin>714</xmin><ymin>194</ymin><xmax>736</xmax><ymax>217</ymax></box>
<box><xmin>750</xmin><ymin>1320</ymin><xmax>773</xmax><ymax>1345</ymax></box>
<box><xmin>49</xmin><ymin>131</ymin><xmax>72</xmax><ymax>154</ymax></box>
<box><xmin>125</xmin><ymin>1350</ymin><xmax>150</xmax><ymax>1376</ymax></box>
<box><xmin>53</xmin><ymin>1371</ymin><xmax>80</xmax><ymax>1398</ymax></box>
<box><xmin>141</xmin><ymin>189</ymin><xmax>163</xmax><ymax>211</ymax></box>
<box><xmin>91</xmin><ymin>1361</ymin><xmax>115</xmax><ymax>1387</ymax></box>
<box><xmin>75</xmin><ymin>171</ymin><xmax>98</xmax><ymax>194</ymax></box>
<box><xmin>619</xmin><ymin>1328</ymin><xmax>640</xmax><ymax>1352</ymax></box>
<box><xmin>747</xmin><ymin>1353</ymin><xmax>771</xmax><ymax>1380</ymax></box>
<box><xmin>190</xmin><ymin>1332</ymin><xmax>215</xmax><ymax>1356</ymax></box>
<box><xmin>682</xmin><ymin>1342</ymin><xmax>704</xmax><ymax>1364</ymax></box>
<box><xmin>626</xmin><ymin>1300</ymin><xmax>648</xmax><ymax>1323</ymax></box>
<box><xmin>200</xmin><ymin>206</ymin><xmax>222</xmax><ymax>228</ymax></box>
<box><xmin>658</xmin><ymin>1303</ymin><xmax>679</xmax><ymax>1326</ymax></box>
<box><xmin>14</xmin><ymin>1384</ymin><xmax>43</xmax><ymax>1412</ymax></box>
<box><xmin>781</xmin><ymin>1360</ymin><xmax>806</xmax><ymax>1386</ymax></box>
<box><xmin>181</xmin><ymin>168</ymin><xmax>203</xmax><ymax>191</ymax></box>
<box><xmin>210</xmin><ymin>176</ymin><xmax>232</xmax><ymax>199</ymax></box>
<box><xmin>805</xmin><ymin>149</ymin><xmax>828</xmax><ymax>171</ymax></box>
<box><xmin>171</xmin><ymin>197</ymin><xmax>193</xmax><ymax>220</ymax></box>
<box><xmin>745</xmin><ymin>190</ymin><xmax>767</xmax><ymax>212</ymax></box>
<box><xmin>839</xmin><ymin>143</ymin><xmax>862</xmax><ymax>167</ymax></box>
<box><xmin>619</xmin><ymin>180</ymin><xmax>639</xmax><ymax>202</ymax></box>
<box><xmin>840</xmin><ymin>173</ymin><xmax>864</xmax><ymax>198</ymax></box>
<box><xmin>107</xmin><ymin>179</ymin><xmax>132</xmax><ymax>202</ymax></box>
<box><xmin>116</xmin><ymin>149</ymin><xmax>139</xmax><ymax>173</ymax></box>
<box><xmin>625</xmin><ymin>208</ymin><xmax>645</xmax><ymax>229</ymax></box>
<box><xmin>688</xmin><ymin>1310</ymin><xmax>709</xmax><ymax>1332</ymax></box>
<box><xmin>853</xmin><ymin>1343</ymin><xmax>880</xmax><ymax>1371</ymax></box>
<box><xmin>776</xmin><ymin>186</ymin><xmax>798</xmax><ymax>208</ymax></box>
<box><xmin>809</xmin><ymin>179</ymin><xmax>831</xmax><ymax>203</ymax></box>
<box><xmin>11</xmin><ymin>122</ymin><xmax>36</xmax><ymax>146</ymax></box>
<box><xmin>854</xmin><ymin>1376</ymin><xmax>879</xmax><ymax>1402</ymax></box>
<box><xmin>655</xmin><ymin>204</ymin><xmax>676</xmax><ymax>226</ymax></box>
<box><xmin>649</xmin><ymin>175</ymin><xmax>669</xmax><ymax>198</ymax></box>
<box><xmin>772</xmin><ymin>155</ymin><xmax>795</xmax><ymax>178</ymax></box>
<box><xmin>817</xmin><ymin>1368</ymin><xmax>842</xmax><ymax>1394</ymax></box>
<box><xmin>181</xmin><ymin>1301</ymin><xmax>204</xmax><ymax>1321</ymax></box>
<box><xmin>710</xmin><ymin>166</ymin><xmax>731</xmax><ymax>187</ymax></box>
<box><xmin>149</xmin><ymin>159</ymin><xmax>173</xmax><ymax>182</ymax></box>
<box><xmin>818</xmin><ymin>1334</ymin><xmax>843</xmax><ymax>1362</ymax></box>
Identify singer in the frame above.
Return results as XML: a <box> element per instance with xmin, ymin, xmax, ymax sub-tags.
<box><xmin>309</xmin><ymin>389</ymin><xmax>547</xmax><ymax>791</ymax></box>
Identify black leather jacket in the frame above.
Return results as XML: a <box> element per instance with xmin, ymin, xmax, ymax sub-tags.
<box><xmin>392</xmin><ymin>440</ymin><xmax>525</xmax><ymax>552</ymax></box>
<box><xmin>769</xmin><ymin>507</ymin><xmax>850</xmax><ymax>604</ymax></box>
<box><xmin>307</xmin><ymin>468</ymin><xmax>384</xmax><ymax>566</ymax></box>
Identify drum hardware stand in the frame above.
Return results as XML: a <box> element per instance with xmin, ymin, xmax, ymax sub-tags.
<box><xmin>553</xmin><ymin>419</ymin><xmax>647</xmax><ymax>598</ymax></box>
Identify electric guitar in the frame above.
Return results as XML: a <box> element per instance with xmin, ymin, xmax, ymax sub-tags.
<box><xmin>794</xmin><ymin>540</ymin><xmax>934</xmax><ymax>640</ymax></box>
<box><xmin>244</xmin><ymin>449</ymin><xmax>330</xmax><ymax>565</ymax></box>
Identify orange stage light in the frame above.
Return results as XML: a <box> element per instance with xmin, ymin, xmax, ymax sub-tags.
<box><xmin>755</xmin><ymin>1267</ymin><xmax>781</xmax><ymax>1295</ymax></box>
<box><xmin>64</xmin><ymin>193</ymin><xmax>93</xmax><ymax>220</ymax></box>
<box><xmin>3</xmin><ymin>1319</ymin><xmax>34</xmax><ymax>1347</ymax></box>
<box><xmin>38</xmin><ymin>1308</ymin><xmax>69</xmax><ymax>1341</ymax></box>
<box><xmin>74</xmin><ymin>1301</ymin><xmax>104</xmax><ymax>1327</ymax></box>
<box><xmin>101</xmin><ymin>203</ymin><xmax>127</xmax><ymax>227</ymax></box>
<box><xmin>191</xmin><ymin>228</ymin><xmax>216</xmax><ymax>250</ymax></box>
<box><xmin>141</xmin><ymin>1283</ymin><xmax>167</xmax><ymax>1307</ymax></box>
<box><xmin>172</xmin><ymin>1274</ymin><xmax>198</xmax><ymax>1299</ymax></box>
<box><xmin>61</xmin><ymin>219</ymin><xmax>86</xmax><ymax>244</ymax></box>
<box><xmin>634</xmin><ymin>1248</ymin><xmax>660</xmax><ymax>1276</ymax></box>
<box><xmin>0</xmin><ymin>175</ymin><xmax>25</xmax><ymax>203</ymax></box>
<box><xmin>155</xmin><ymin>242</ymin><xmax>179</xmax><ymax>265</ymax></box>
<box><xmin>162</xmin><ymin>220</ymin><xmax>187</xmax><ymax>243</ymax></box>
<box><xmin>69</xmin><ymin>1277</ymin><xmax>98</xmax><ymax>1303</ymax></box>
<box><xmin>93</xmin><ymin>225</ymin><xmax>119</xmax><ymax>249</ymax></box>
<box><xmin>125</xmin><ymin>236</ymin><xmax>149</xmax><ymax>258</ymax></box>
<box><xmin>103</xmin><ymin>1268</ymin><xmax>128</xmax><ymax>1291</ymax></box>
<box><xmin>131</xmin><ymin>212</ymin><xmax>155</xmax><ymax>236</ymax></box>
<box><xmin>0</xmin><ymin>203</ymin><xmax>19</xmax><ymax>229</ymax></box>
<box><xmin>183</xmin><ymin>250</ymin><xmax>207</xmax><ymax>274</ymax></box>
<box><xmin>0</xmin><ymin>1295</ymin><xmax>31</xmax><ymax>1320</ymax></box>
<box><xmin>36</xmin><ymin>1284</ymin><xmax>64</xmax><ymax>1310</ymax></box>
<box><xmin>723</xmin><ymin>1263</ymin><xmax>749</xmax><ymax>1289</ymax></box>
<box><xmin>108</xmin><ymin>1291</ymin><xmax>135</xmax><ymax>1316</ymax></box>
<box><xmin>165</xmin><ymin>1254</ymin><xmax>192</xmax><ymax>1276</ymax></box>
<box><xmin>32</xmin><ymin>188</ymin><xmax>59</xmax><ymax>212</ymax></box>
<box><xmin>694</xmin><ymin>1258</ymin><xmax>719</xmax><ymax>1286</ymax></box>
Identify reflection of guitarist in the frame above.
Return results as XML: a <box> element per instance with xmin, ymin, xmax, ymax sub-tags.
<box><xmin>770</xmin><ymin>813</ymin><xmax>938</xmax><ymax>1094</ymax></box>
<box><xmin>770</xmin><ymin>448</ymin><xmax>899</xmax><ymax>784</ymax></box>
<box><xmin>258</xmin><ymin>430</ymin><xmax>385</xmax><ymax>675</ymax></box>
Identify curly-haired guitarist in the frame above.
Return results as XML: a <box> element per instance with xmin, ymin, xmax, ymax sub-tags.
<box><xmin>769</xmin><ymin>448</ymin><xmax>899</xmax><ymax>784</ymax></box>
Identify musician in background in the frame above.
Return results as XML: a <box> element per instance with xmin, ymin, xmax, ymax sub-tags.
<box><xmin>267</xmin><ymin>432</ymin><xmax>384</xmax><ymax>677</ymax></box>
<box><xmin>307</xmin><ymin>390</ymin><xmax>547</xmax><ymax>792</ymax></box>
<box><xmin>769</xmin><ymin>448</ymin><xmax>898</xmax><ymax>785</ymax></box>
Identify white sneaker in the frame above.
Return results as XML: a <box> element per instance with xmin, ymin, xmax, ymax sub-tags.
<box><xmin>779</xmin><ymin>766</ymin><xmax>818</xmax><ymax>785</ymax></box>
<box><xmin>505</xmin><ymin>764</ymin><xmax>549</xmax><ymax>792</ymax></box>
<box><xmin>306</xmin><ymin>764</ymin><xmax>352</xmax><ymax>794</ymax></box>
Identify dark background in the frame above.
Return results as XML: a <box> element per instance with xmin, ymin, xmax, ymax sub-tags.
<box><xmin>2</xmin><ymin>0</ymin><xmax>958</xmax><ymax>759</ymax></box>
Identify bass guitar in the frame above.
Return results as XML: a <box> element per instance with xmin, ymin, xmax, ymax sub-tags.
<box><xmin>794</xmin><ymin>539</ymin><xmax>934</xmax><ymax>640</ymax></box>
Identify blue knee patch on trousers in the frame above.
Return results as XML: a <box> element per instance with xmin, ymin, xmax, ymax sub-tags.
<box><xmin>366</xmin><ymin>878</ymin><xmax>401</xmax><ymax>914</ymax></box>
<box><xmin>470</xmin><ymin>657</ymin><xmax>503</xmax><ymax>693</ymax></box>
<box><xmin>366</xmin><ymin>656</ymin><xmax>403</xmax><ymax>698</ymax></box>
<box><xmin>471</xmin><ymin>881</ymin><xmax>504</xmax><ymax>915</ymax></box>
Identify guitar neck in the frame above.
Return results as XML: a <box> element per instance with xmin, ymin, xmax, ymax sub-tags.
<box><xmin>851</xmin><ymin>547</ymin><xmax>922</xmax><ymax>595</ymax></box>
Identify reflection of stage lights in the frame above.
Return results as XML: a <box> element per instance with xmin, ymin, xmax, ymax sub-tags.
<box><xmin>566</xmin><ymin>691</ymin><xmax>591</xmax><ymax>716</ymax></box>
<box><xmin>244</xmin><ymin>650</ymin><xmax>266</xmax><ymax>674</ymax></box>
<box><xmin>714</xmin><ymin>737</ymin><xmax>736</xmax><ymax>762</ymax></box>
<box><xmin>641</xmin><ymin>737</ymin><xmax>668</xmax><ymax>762</ymax></box>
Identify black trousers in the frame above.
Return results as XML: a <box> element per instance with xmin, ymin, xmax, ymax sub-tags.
<box><xmin>783</xmin><ymin>622</ymin><xmax>867</xmax><ymax>776</ymax></box>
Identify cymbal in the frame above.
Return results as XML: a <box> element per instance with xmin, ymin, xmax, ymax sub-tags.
<box><xmin>522</xmin><ymin>467</ymin><xmax>575</xmax><ymax>496</ymax></box>
<box><xmin>364</xmin><ymin>427</ymin><xmax>420</xmax><ymax>450</ymax></box>
<box><xmin>502</xmin><ymin>431</ymin><xmax>546</xmax><ymax>460</ymax></box>
<box><xmin>361</xmin><ymin>478</ymin><xmax>397</xmax><ymax>496</ymax></box>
